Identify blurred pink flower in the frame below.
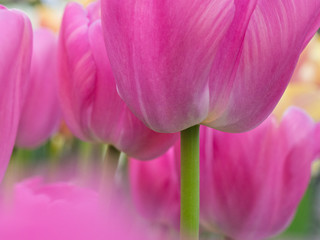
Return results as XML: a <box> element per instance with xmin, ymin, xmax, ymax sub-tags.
<box><xmin>16</xmin><ymin>28</ymin><xmax>61</xmax><ymax>148</ymax></box>
<box><xmin>58</xmin><ymin>2</ymin><xmax>178</xmax><ymax>160</ymax></box>
<box><xmin>129</xmin><ymin>107</ymin><xmax>319</xmax><ymax>239</ymax></box>
<box><xmin>315</xmin><ymin>123</ymin><xmax>320</xmax><ymax>157</ymax></box>
<box><xmin>200</xmin><ymin>107</ymin><xmax>319</xmax><ymax>240</ymax></box>
<box><xmin>0</xmin><ymin>177</ymin><xmax>163</xmax><ymax>240</ymax></box>
<box><xmin>129</xmin><ymin>143</ymin><xmax>181</xmax><ymax>229</ymax></box>
<box><xmin>101</xmin><ymin>0</ymin><xmax>320</xmax><ymax>133</ymax></box>
<box><xmin>0</xmin><ymin>5</ymin><xmax>32</xmax><ymax>181</ymax></box>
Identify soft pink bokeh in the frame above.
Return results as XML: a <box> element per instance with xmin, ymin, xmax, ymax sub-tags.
<box><xmin>0</xmin><ymin>177</ymin><xmax>166</xmax><ymax>240</ymax></box>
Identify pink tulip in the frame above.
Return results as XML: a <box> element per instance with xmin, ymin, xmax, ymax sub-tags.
<box><xmin>101</xmin><ymin>0</ymin><xmax>320</xmax><ymax>133</ymax></box>
<box><xmin>129</xmin><ymin>107</ymin><xmax>318</xmax><ymax>239</ymax></box>
<box><xmin>59</xmin><ymin>2</ymin><xmax>178</xmax><ymax>160</ymax></box>
<box><xmin>0</xmin><ymin>177</ymin><xmax>161</xmax><ymax>240</ymax></box>
<box><xmin>129</xmin><ymin>143</ymin><xmax>180</xmax><ymax>228</ymax></box>
<box><xmin>0</xmin><ymin>6</ymin><xmax>32</xmax><ymax>181</ymax></box>
<box><xmin>16</xmin><ymin>28</ymin><xmax>61</xmax><ymax>148</ymax></box>
<box><xmin>200</xmin><ymin>107</ymin><xmax>318</xmax><ymax>240</ymax></box>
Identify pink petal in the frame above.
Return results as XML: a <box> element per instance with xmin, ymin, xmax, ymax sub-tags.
<box><xmin>102</xmin><ymin>0</ymin><xmax>320</xmax><ymax>133</ymax></box>
<box><xmin>101</xmin><ymin>0</ymin><xmax>235</xmax><ymax>132</ymax></box>
<box><xmin>59</xmin><ymin>2</ymin><xmax>96</xmax><ymax>140</ymax></box>
<box><xmin>0</xmin><ymin>6</ymin><xmax>32</xmax><ymax>181</ymax></box>
<box><xmin>16</xmin><ymin>28</ymin><xmax>61</xmax><ymax>148</ymax></box>
<box><xmin>200</xmin><ymin>109</ymin><xmax>317</xmax><ymax>240</ymax></box>
<box><xmin>59</xmin><ymin>2</ymin><xmax>178</xmax><ymax>159</ymax></box>
<box><xmin>205</xmin><ymin>0</ymin><xmax>320</xmax><ymax>132</ymax></box>
<box><xmin>129</xmin><ymin>144</ymin><xmax>180</xmax><ymax>227</ymax></box>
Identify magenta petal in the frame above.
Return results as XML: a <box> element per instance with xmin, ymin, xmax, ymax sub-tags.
<box><xmin>59</xmin><ymin>2</ymin><xmax>178</xmax><ymax>159</ymax></box>
<box><xmin>102</xmin><ymin>0</ymin><xmax>320</xmax><ymax>133</ymax></box>
<box><xmin>127</xmin><ymin>108</ymin><xmax>317</xmax><ymax>239</ymax></box>
<box><xmin>200</xmin><ymin>108</ymin><xmax>317</xmax><ymax>240</ymax></box>
<box><xmin>16</xmin><ymin>28</ymin><xmax>61</xmax><ymax>148</ymax></box>
<box><xmin>59</xmin><ymin>2</ymin><xmax>95</xmax><ymax>140</ymax></box>
<box><xmin>101</xmin><ymin>0</ymin><xmax>235</xmax><ymax>132</ymax></box>
<box><xmin>129</xmin><ymin>144</ymin><xmax>180</xmax><ymax>228</ymax></box>
<box><xmin>89</xmin><ymin>21</ymin><xmax>178</xmax><ymax>159</ymax></box>
<box><xmin>205</xmin><ymin>0</ymin><xmax>258</xmax><ymax>121</ymax></box>
<box><xmin>205</xmin><ymin>0</ymin><xmax>320</xmax><ymax>132</ymax></box>
<box><xmin>0</xmin><ymin>7</ymin><xmax>32</xmax><ymax>181</ymax></box>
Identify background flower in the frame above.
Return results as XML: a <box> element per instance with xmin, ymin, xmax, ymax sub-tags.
<box><xmin>200</xmin><ymin>108</ymin><xmax>319</xmax><ymax>240</ymax></box>
<box><xmin>16</xmin><ymin>28</ymin><xmax>61</xmax><ymax>149</ymax></box>
<box><xmin>58</xmin><ymin>2</ymin><xmax>178</xmax><ymax>160</ymax></box>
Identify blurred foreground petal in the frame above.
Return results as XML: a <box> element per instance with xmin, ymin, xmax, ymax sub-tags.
<box><xmin>0</xmin><ymin>177</ymin><xmax>168</xmax><ymax>240</ymax></box>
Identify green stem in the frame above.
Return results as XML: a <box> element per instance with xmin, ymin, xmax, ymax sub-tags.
<box><xmin>180</xmin><ymin>125</ymin><xmax>200</xmax><ymax>240</ymax></box>
<box><xmin>223</xmin><ymin>237</ymin><xmax>233</xmax><ymax>240</ymax></box>
<box><xmin>115</xmin><ymin>152</ymin><xmax>128</xmax><ymax>184</ymax></box>
<box><xmin>100</xmin><ymin>145</ymin><xmax>121</xmax><ymax>192</ymax></box>
<box><xmin>103</xmin><ymin>145</ymin><xmax>121</xmax><ymax>174</ymax></box>
<box><xmin>77</xmin><ymin>141</ymin><xmax>93</xmax><ymax>182</ymax></box>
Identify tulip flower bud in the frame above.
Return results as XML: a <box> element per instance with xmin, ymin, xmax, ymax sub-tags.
<box><xmin>16</xmin><ymin>28</ymin><xmax>61</xmax><ymax>148</ymax></box>
<box><xmin>200</xmin><ymin>107</ymin><xmax>318</xmax><ymax>240</ymax></box>
<box><xmin>101</xmin><ymin>0</ymin><xmax>320</xmax><ymax>133</ymax></box>
<box><xmin>0</xmin><ymin>6</ymin><xmax>32</xmax><ymax>181</ymax></box>
<box><xmin>59</xmin><ymin>2</ymin><xmax>178</xmax><ymax>160</ymax></box>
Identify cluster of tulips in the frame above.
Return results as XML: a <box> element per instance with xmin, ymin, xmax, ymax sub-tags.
<box><xmin>1</xmin><ymin>0</ymin><xmax>320</xmax><ymax>239</ymax></box>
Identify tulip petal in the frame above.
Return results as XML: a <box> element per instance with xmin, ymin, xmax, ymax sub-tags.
<box><xmin>60</xmin><ymin>2</ymin><xmax>178</xmax><ymax>159</ymax></box>
<box><xmin>89</xmin><ymin>20</ymin><xmax>179</xmax><ymax>159</ymax></box>
<box><xmin>129</xmin><ymin>145</ymin><xmax>180</xmax><ymax>227</ymax></box>
<box><xmin>206</xmin><ymin>0</ymin><xmax>258</xmax><ymax>121</ymax></box>
<box><xmin>0</xmin><ymin>7</ymin><xmax>32</xmax><ymax>181</ymax></box>
<box><xmin>16</xmin><ymin>29</ymin><xmax>60</xmax><ymax>148</ymax></box>
<box><xmin>201</xmin><ymin>109</ymin><xmax>317</xmax><ymax>240</ymax></box>
<box><xmin>59</xmin><ymin>3</ymin><xmax>97</xmax><ymax>140</ymax></box>
<box><xmin>267</xmin><ymin>108</ymin><xmax>315</xmax><ymax>234</ymax></box>
<box><xmin>206</xmin><ymin>0</ymin><xmax>320</xmax><ymax>132</ymax></box>
<box><xmin>102</xmin><ymin>0</ymin><xmax>236</xmax><ymax>132</ymax></box>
